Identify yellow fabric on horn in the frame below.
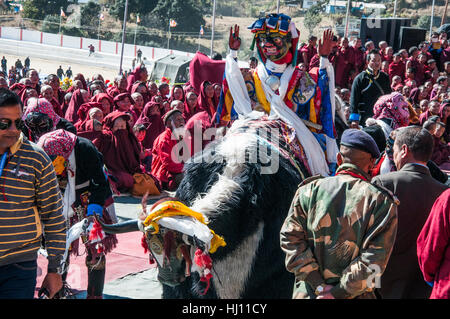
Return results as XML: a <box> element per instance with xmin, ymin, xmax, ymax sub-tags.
<box><xmin>142</xmin><ymin>201</ymin><xmax>226</xmax><ymax>254</ymax></box>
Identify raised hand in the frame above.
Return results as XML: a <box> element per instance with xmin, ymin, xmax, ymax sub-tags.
<box><xmin>229</xmin><ymin>24</ymin><xmax>241</xmax><ymax>51</ymax></box>
<box><xmin>318</xmin><ymin>29</ymin><xmax>335</xmax><ymax>57</ymax></box>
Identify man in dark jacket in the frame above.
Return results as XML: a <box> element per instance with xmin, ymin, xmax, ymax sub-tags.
<box><xmin>350</xmin><ymin>50</ymin><xmax>391</xmax><ymax>126</ymax></box>
<box><xmin>38</xmin><ymin>129</ymin><xmax>118</xmax><ymax>299</ymax></box>
<box><xmin>24</xmin><ymin>57</ymin><xmax>30</xmax><ymax>69</ymax></box>
<box><xmin>1</xmin><ymin>57</ymin><xmax>6</xmax><ymax>75</ymax></box>
<box><xmin>372</xmin><ymin>126</ymin><xmax>448</xmax><ymax>299</ymax></box>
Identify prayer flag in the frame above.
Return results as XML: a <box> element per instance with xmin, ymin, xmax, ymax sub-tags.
<box><xmin>169</xmin><ymin>19</ymin><xmax>177</xmax><ymax>27</ymax></box>
<box><xmin>60</xmin><ymin>8</ymin><xmax>66</xmax><ymax>17</ymax></box>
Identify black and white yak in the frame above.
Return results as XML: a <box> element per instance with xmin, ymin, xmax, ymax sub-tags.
<box><xmin>99</xmin><ymin>114</ymin><xmax>310</xmax><ymax>299</ymax></box>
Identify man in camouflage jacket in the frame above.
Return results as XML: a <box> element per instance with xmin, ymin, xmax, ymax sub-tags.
<box><xmin>280</xmin><ymin>129</ymin><xmax>399</xmax><ymax>299</ymax></box>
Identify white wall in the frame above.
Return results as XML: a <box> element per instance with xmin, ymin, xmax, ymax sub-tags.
<box><xmin>0</xmin><ymin>26</ymin><xmax>195</xmax><ymax>60</ymax></box>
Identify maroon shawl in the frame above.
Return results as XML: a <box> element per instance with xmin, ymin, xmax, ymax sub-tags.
<box><xmin>130</xmin><ymin>81</ymin><xmax>150</xmax><ymax>105</ymax></box>
<box><xmin>419</xmin><ymin>111</ymin><xmax>433</xmax><ymax>125</ymax></box>
<box><xmin>65</xmin><ymin>89</ymin><xmax>85</xmax><ymax>123</ymax></box>
<box><xmin>74</xmin><ymin>102</ymin><xmax>103</xmax><ymax>131</ymax></box>
<box><xmin>135</xmin><ymin>101</ymin><xmax>165</xmax><ymax>150</ymax></box>
<box><xmin>129</xmin><ymin>105</ymin><xmax>142</xmax><ymax>124</ymax></box>
<box><xmin>77</xmin><ymin>119</ymin><xmax>102</xmax><ymax>142</ymax></box>
<box><xmin>197</xmin><ymin>81</ymin><xmax>218</xmax><ymax>117</ymax></box>
<box><xmin>93</xmin><ymin>111</ymin><xmax>142</xmax><ymax>175</ymax></box>
<box><xmin>185</xmin><ymin>110</ymin><xmax>215</xmax><ymax>157</ymax></box>
<box><xmin>91</xmin><ymin>92</ymin><xmax>114</xmax><ymax>114</ymax></box>
<box><xmin>126</xmin><ymin>65</ymin><xmax>146</xmax><ymax>93</ymax></box>
<box><xmin>74</xmin><ymin>73</ymin><xmax>87</xmax><ymax>90</ymax></box>
<box><xmin>56</xmin><ymin>88</ymin><xmax>66</xmax><ymax>106</ymax></box>
<box><xmin>113</xmin><ymin>92</ymin><xmax>133</xmax><ymax>111</ymax></box>
<box><xmin>10</xmin><ymin>83</ymin><xmax>26</xmax><ymax>97</ymax></box>
<box><xmin>106</xmin><ymin>86</ymin><xmax>122</xmax><ymax>98</ymax></box>
<box><xmin>189</xmin><ymin>52</ymin><xmax>225</xmax><ymax>95</ymax></box>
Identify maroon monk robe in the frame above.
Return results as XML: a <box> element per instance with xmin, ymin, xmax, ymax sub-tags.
<box><xmin>9</xmin><ymin>83</ymin><xmax>25</xmax><ymax>95</ymax></box>
<box><xmin>135</xmin><ymin>101</ymin><xmax>165</xmax><ymax>150</ymax></box>
<box><xmin>74</xmin><ymin>102</ymin><xmax>103</xmax><ymax>131</ymax></box>
<box><xmin>151</xmin><ymin>127</ymin><xmax>184</xmax><ymax>190</ymax></box>
<box><xmin>300</xmin><ymin>45</ymin><xmax>317</xmax><ymax>70</ymax></box>
<box><xmin>49</xmin><ymin>97</ymin><xmax>63</xmax><ymax>117</ymax></box>
<box><xmin>67</xmin><ymin>74</ymin><xmax>88</xmax><ymax>93</ymax></box>
<box><xmin>440</xmin><ymin>47</ymin><xmax>450</xmax><ymax>71</ymax></box>
<box><xmin>106</xmin><ymin>86</ymin><xmax>122</xmax><ymax>98</ymax></box>
<box><xmin>417</xmin><ymin>189</ymin><xmax>450</xmax><ymax>299</ymax></box>
<box><xmin>185</xmin><ymin>111</ymin><xmax>215</xmax><ymax>157</ymax></box>
<box><xmin>382</xmin><ymin>54</ymin><xmax>394</xmax><ymax>65</ymax></box>
<box><xmin>431</xmin><ymin>136</ymin><xmax>450</xmax><ymax>166</ymax></box>
<box><xmin>408</xmin><ymin>58</ymin><xmax>424</xmax><ymax>86</ymax></box>
<box><xmin>184</xmin><ymin>81</ymin><xmax>219</xmax><ymax>156</ymax></box>
<box><xmin>351</xmin><ymin>46</ymin><xmax>365</xmax><ymax>73</ymax></box>
<box><xmin>130</xmin><ymin>81</ymin><xmax>151</xmax><ymax>105</ymax></box>
<box><xmin>93</xmin><ymin>111</ymin><xmax>142</xmax><ymax>191</ymax></box>
<box><xmin>389</xmin><ymin>60</ymin><xmax>406</xmax><ymax>81</ymax></box>
<box><xmin>20</xmin><ymin>86</ymin><xmax>34</xmax><ymax>108</ymax></box>
<box><xmin>91</xmin><ymin>92</ymin><xmax>114</xmax><ymax>115</ymax></box>
<box><xmin>56</xmin><ymin>88</ymin><xmax>66</xmax><ymax>106</ymax></box>
<box><xmin>189</xmin><ymin>52</ymin><xmax>225</xmax><ymax>95</ymax></box>
<box><xmin>126</xmin><ymin>65</ymin><xmax>146</xmax><ymax>93</ymax></box>
<box><xmin>334</xmin><ymin>45</ymin><xmax>354</xmax><ymax>88</ymax></box>
<box><xmin>65</xmin><ymin>89</ymin><xmax>85</xmax><ymax>123</ymax></box>
<box><xmin>419</xmin><ymin>110</ymin><xmax>433</xmax><ymax>125</ymax></box>
<box><xmin>196</xmin><ymin>81</ymin><xmax>218</xmax><ymax>115</ymax></box>
<box><xmin>76</xmin><ymin>119</ymin><xmax>102</xmax><ymax>142</ymax></box>
<box><xmin>129</xmin><ymin>105</ymin><xmax>142</xmax><ymax>125</ymax></box>
<box><xmin>183</xmin><ymin>98</ymin><xmax>199</xmax><ymax>122</ymax></box>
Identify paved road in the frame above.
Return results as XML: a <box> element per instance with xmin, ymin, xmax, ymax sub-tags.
<box><xmin>0</xmin><ymin>38</ymin><xmax>142</xmax><ymax>72</ymax></box>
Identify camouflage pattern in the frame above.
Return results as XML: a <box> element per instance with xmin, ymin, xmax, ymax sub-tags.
<box><xmin>280</xmin><ymin>163</ymin><xmax>399</xmax><ymax>299</ymax></box>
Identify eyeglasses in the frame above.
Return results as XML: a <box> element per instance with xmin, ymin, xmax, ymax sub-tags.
<box><xmin>0</xmin><ymin>118</ymin><xmax>25</xmax><ymax>131</ymax></box>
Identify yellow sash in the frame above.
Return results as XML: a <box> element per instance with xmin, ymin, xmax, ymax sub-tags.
<box><xmin>253</xmin><ymin>72</ymin><xmax>271</xmax><ymax>114</ymax></box>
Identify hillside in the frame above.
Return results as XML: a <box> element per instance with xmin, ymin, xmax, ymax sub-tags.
<box><xmin>1</xmin><ymin>0</ymin><xmax>449</xmax><ymax>60</ymax></box>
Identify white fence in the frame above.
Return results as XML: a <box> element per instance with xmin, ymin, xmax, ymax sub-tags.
<box><xmin>0</xmin><ymin>26</ymin><xmax>194</xmax><ymax>61</ymax></box>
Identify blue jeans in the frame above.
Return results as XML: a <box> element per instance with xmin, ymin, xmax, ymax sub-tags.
<box><xmin>0</xmin><ymin>260</ymin><xmax>37</xmax><ymax>299</ymax></box>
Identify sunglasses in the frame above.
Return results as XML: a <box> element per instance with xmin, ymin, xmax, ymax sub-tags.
<box><xmin>0</xmin><ymin>118</ymin><xmax>25</xmax><ymax>131</ymax></box>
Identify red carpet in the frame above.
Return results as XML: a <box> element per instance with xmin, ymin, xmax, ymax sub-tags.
<box><xmin>35</xmin><ymin>231</ymin><xmax>155</xmax><ymax>297</ymax></box>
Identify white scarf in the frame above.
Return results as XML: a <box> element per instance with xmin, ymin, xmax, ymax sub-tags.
<box><xmin>256</xmin><ymin>61</ymin><xmax>331</xmax><ymax>176</ymax></box>
<box><xmin>62</xmin><ymin>150</ymin><xmax>76</xmax><ymax>220</ymax></box>
<box><xmin>265</xmin><ymin>59</ymin><xmax>288</xmax><ymax>74</ymax></box>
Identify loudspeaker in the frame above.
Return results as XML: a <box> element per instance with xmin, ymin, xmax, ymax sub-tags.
<box><xmin>399</xmin><ymin>27</ymin><xmax>427</xmax><ymax>51</ymax></box>
<box><xmin>360</xmin><ymin>18</ymin><xmax>411</xmax><ymax>51</ymax></box>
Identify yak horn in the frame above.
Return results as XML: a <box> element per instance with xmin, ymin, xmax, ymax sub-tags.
<box><xmin>94</xmin><ymin>215</ymin><xmax>140</xmax><ymax>234</ymax></box>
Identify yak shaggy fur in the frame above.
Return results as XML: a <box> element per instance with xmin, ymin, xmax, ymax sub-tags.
<box><xmin>164</xmin><ymin>118</ymin><xmax>305</xmax><ymax>299</ymax></box>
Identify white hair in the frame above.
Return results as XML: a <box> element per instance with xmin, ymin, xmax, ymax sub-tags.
<box><xmin>131</xmin><ymin>92</ymin><xmax>142</xmax><ymax>99</ymax></box>
<box><xmin>41</xmin><ymin>85</ymin><xmax>52</xmax><ymax>92</ymax></box>
<box><xmin>89</xmin><ymin>107</ymin><xmax>102</xmax><ymax>119</ymax></box>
